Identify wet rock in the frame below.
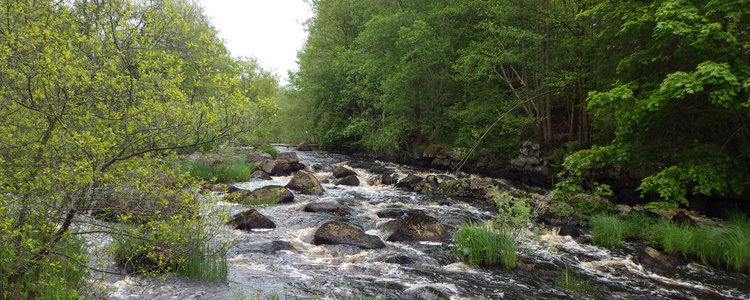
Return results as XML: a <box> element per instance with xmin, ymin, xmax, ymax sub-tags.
<box><xmin>671</xmin><ymin>211</ymin><xmax>697</xmax><ymax>227</ymax></box>
<box><xmin>260</xmin><ymin>159</ymin><xmax>288</xmax><ymax>176</ymax></box>
<box><xmin>381</xmin><ymin>173</ymin><xmax>396</xmax><ymax>185</ymax></box>
<box><xmin>455</xmin><ymin>171</ymin><xmax>470</xmax><ymax>179</ymax></box>
<box><xmin>320</xmin><ymin>179</ymin><xmax>330</xmax><ymax>184</ymax></box>
<box><xmin>425</xmin><ymin>175</ymin><xmax>439</xmax><ymax>190</ymax></box>
<box><xmin>559</xmin><ymin>224</ymin><xmax>580</xmax><ymax>237</ymax></box>
<box><xmin>337</xmin><ymin>174</ymin><xmax>360</xmax><ymax>186</ymax></box>
<box><xmin>303</xmin><ymin>203</ymin><xmax>351</xmax><ymax>216</ymax></box>
<box><xmin>311</xmin><ymin>164</ymin><xmax>334</xmax><ymax>173</ymax></box>
<box><xmin>296</xmin><ymin>142</ymin><xmax>313</xmax><ymax>151</ymax></box>
<box><xmin>516</xmin><ymin>262</ymin><xmax>534</xmax><ymax>272</ymax></box>
<box><xmin>638</xmin><ymin>246</ymin><xmax>682</xmax><ymax>273</ymax></box>
<box><xmin>369</xmin><ymin>164</ymin><xmax>392</xmax><ymax>175</ymax></box>
<box><xmin>404</xmin><ymin>286</ymin><xmax>450</xmax><ymax>300</ymax></box>
<box><xmin>276</xmin><ymin>152</ymin><xmax>299</xmax><ymax>164</ymax></box>
<box><xmin>396</xmin><ymin>174</ymin><xmax>424</xmax><ymax>191</ymax></box>
<box><xmin>377</xmin><ymin>208</ymin><xmax>408</xmax><ymax>219</ymax></box>
<box><xmin>385</xmin><ymin>255</ymin><xmax>416</xmax><ymax>265</ymax></box>
<box><xmin>313</xmin><ymin>221</ymin><xmax>385</xmax><ymax>249</ymax></box>
<box><xmin>286</xmin><ymin>170</ymin><xmax>325</xmax><ymax>195</ymax></box>
<box><xmin>224</xmin><ymin>185</ymin><xmax>294</xmax><ymax>205</ymax></box>
<box><xmin>227</xmin><ymin>209</ymin><xmax>276</xmax><ymax>231</ymax></box>
<box><xmin>232</xmin><ymin>241</ymin><xmax>296</xmax><ymax>255</ymax></box>
<box><xmin>249</xmin><ymin>169</ymin><xmax>272</xmax><ymax>180</ymax></box>
<box><xmin>387</xmin><ymin>211</ymin><xmax>451</xmax><ymax>243</ymax></box>
<box><xmin>332</xmin><ymin>166</ymin><xmax>357</xmax><ymax>178</ymax></box>
<box><xmin>347</xmin><ymin>161</ymin><xmax>372</xmax><ymax>169</ymax></box>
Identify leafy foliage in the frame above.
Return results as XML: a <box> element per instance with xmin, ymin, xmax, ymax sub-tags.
<box><xmin>0</xmin><ymin>0</ymin><xmax>277</xmax><ymax>297</ymax></box>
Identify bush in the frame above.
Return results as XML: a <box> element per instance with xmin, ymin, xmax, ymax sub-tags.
<box><xmin>112</xmin><ymin>218</ymin><xmax>228</xmax><ymax>282</ymax></box>
<box><xmin>1</xmin><ymin>235</ymin><xmax>89</xmax><ymax>299</ymax></box>
<box><xmin>490</xmin><ymin>188</ymin><xmax>535</xmax><ymax>236</ymax></box>
<box><xmin>590</xmin><ymin>215</ymin><xmax>624</xmax><ymax>248</ymax></box>
<box><xmin>183</xmin><ymin>157</ymin><xmax>256</xmax><ymax>183</ymax></box>
<box><xmin>452</xmin><ymin>221</ymin><xmax>517</xmax><ymax>269</ymax></box>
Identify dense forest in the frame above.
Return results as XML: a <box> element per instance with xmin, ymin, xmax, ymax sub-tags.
<box><xmin>286</xmin><ymin>0</ymin><xmax>750</xmax><ymax>210</ymax></box>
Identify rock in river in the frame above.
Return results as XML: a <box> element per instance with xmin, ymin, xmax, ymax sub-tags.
<box><xmin>286</xmin><ymin>170</ymin><xmax>325</xmax><ymax>195</ymax></box>
<box><xmin>386</xmin><ymin>211</ymin><xmax>451</xmax><ymax>242</ymax></box>
<box><xmin>224</xmin><ymin>185</ymin><xmax>294</xmax><ymax>205</ymax></box>
<box><xmin>313</xmin><ymin>221</ymin><xmax>385</xmax><ymax>249</ymax></box>
<box><xmin>227</xmin><ymin>209</ymin><xmax>276</xmax><ymax>231</ymax></box>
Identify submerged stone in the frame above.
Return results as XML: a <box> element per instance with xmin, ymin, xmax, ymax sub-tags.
<box><xmin>224</xmin><ymin>185</ymin><xmax>294</xmax><ymax>205</ymax></box>
<box><xmin>303</xmin><ymin>202</ymin><xmax>351</xmax><ymax>216</ymax></box>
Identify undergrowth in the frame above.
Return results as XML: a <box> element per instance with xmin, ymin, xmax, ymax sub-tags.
<box><xmin>590</xmin><ymin>212</ymin><xmax>750</xmax><ymax>273</ymax></box>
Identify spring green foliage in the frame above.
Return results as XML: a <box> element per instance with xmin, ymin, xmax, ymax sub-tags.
<box><xmin>452</xmin><ymin>222</ymin><xmax>517</xmax><ymax>269</ymax></box>
<box><xmin>0</xmin><ymin>0</ymin><xmax>277</xmax><ymax>297</ymax></box>
<box><xmin>183</xmin><ymin>157</ymin><xmax>257</xmax><ymax>183</ymax></box>
<box><xmin>590</xmin><ymin>213</ymin><xmax>750</xmax><ymax>273</ymax></box>
<box><xmin>256</xmin><ymin>145</ymin><xmax>280</xmax><ymax>159</ymax></box>
<box><xmin>292</xmin><ymin>0</ymin><xmax>749</xmax><ymax>209</ymax></box>
<box><xmin>490</xmin><ymin>188</ymin><xmax>534</xmax><ymax>237</ymax></box>
<box><xmin>0</xmin><ymin>236</ymin><xmax>88</xmax><ymax>299</ymax></box>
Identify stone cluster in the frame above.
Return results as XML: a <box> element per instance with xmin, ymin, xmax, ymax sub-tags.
<box><xmin>510</xmin><ymin>141</ymin><xmax>547</xmax><ymax>173</ymax></box>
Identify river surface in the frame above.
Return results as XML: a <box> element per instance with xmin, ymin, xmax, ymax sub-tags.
<box><xmin>100</xmin><ymin>146</ymin><xmax>750</xmax><ymax>300</ymax></box>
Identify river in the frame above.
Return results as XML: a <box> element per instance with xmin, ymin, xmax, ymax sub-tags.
<box><xmin>101</xmin><ymin>146</ymin><xmax>750</xmax><ymax>300</ymax></box>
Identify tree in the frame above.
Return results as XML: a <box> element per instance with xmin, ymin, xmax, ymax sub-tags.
<box><xmin>563</xmin><ymin>0</ymin><xmax>750</xmax><ymax>209</ymax></box>
<box><xmin>0</xmin><ymin>0</ymin><xmax>277</xmax><ymax>297</ymax></box>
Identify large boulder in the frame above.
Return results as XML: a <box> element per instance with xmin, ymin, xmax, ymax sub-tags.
<box><xmin>231</xmin><ymin>241</ymin><xmax>297</xmax><ymax>255</ymax></box>
<box><xmin>260</xmin><ymin>159</ymin><xmax>288</xmax><ymax>176</ymax></box>
<box><xmin>537</xmin><ymin>203</ymin><xmax>579</xmax><ymax>226</ymax></box>
<box><xmin>296</xmin><ymin>142</ymin><xmax>313</xmax><ymax>151</ymax></box>
<box><xmin>337</xmin><ymin>174</ymin><xmax>360</xmax><ymax>186</ymax></box>
<box><xmin>313</xmin><ymin>221</ymin><xmax>385</xmax><ymax>249</ymax></box>
<box><xmin>224</xmin><ymin>185</ymin><xmax>294</xmax><ymax>205</ymax></box>
<box><xmin>396</xmin><ymin>174</ymin><xmax>424</xmax><ymax>191</ymax></box>
<box><xmin>286</xmin><ymin>170</ymin><xmax>325</xmax><ymax>195</ymax></box>
<box><xmin>386</xmin><ymin>211</ymin><xmax>451</xmax><ymax>243</ymax></box>
<box><xmin>303</xmin><ymin>203</ymin><xmax>351</xmax><ymax>216</ymax></box>
<box><xmin>332</xmin><ymin>166</ymin><xmax>357</xmax><ymax>178</ymax></box>
<box><xmin>276</xmin><ymin>152</ymin><xmax>299</xmax><ymax>164</ymax></box>
<box><xmin>227</xmin><ymin>209</ymin><xmax>276</xmax><ymax>231</ymax></box>
<box><xmin>558</xmin><ymin>224</ymin><xmax>580</xmax><ymax>237</ymax></box>
<box><xmin>638</xmin><ymin>246</ymin><xmax>682</xmax><ymax>273</ymax></box>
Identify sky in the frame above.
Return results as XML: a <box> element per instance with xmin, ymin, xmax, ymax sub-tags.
<box><xmin>198</xmin><ymin>0</ymin><xmax>314</xmax><ymax>85</ymax></box>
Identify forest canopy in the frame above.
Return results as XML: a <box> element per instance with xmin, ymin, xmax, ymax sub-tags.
<box><xmin>289</xmin><ymin>0</ymin><xmax>750</xmax><ymax>210</ymax></box>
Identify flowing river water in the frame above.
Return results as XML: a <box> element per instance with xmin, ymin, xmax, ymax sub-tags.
<box><xmin>100</xmin><ymin>146</ymin><xmax>750</xmax><ymax>299</ymax></box>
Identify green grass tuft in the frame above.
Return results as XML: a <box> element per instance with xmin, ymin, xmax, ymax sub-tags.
<box><xmin>452</xmin><ymin>221</ymin><xmax>517</xmax><ymax>269</ymax></box>
<box><xmin>556</xmin><ymin>264</ymin><xmax>590</xmax><ymax>295</ymax></box>
<box><xmin>590</xmin><ymin>215</ymin><xmax>624</xmax><ymax>248</ymax></box>
<box><xmin>183</xmin><ymin>157</ymin><xmax>256</xmax><ymax>183</ymax></box>
<box><xmin>256</xmin><ymin>144</ymin><xmax>279</xmax><ymax>159</ymax></box>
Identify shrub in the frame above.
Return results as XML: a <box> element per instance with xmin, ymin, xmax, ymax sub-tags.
<box><xmin>452</xmin><ymin>221</ymin><xmax>517</xmax><ymax>269</ymax></box>
<box><xmin>590</xmin><ymin>215</ymin><xmax>624</xmax><ymax>248</ymax></box>
<box><xmin>490</xmin><ymin>188</ymin><xmax>535</xmax><ymax>237</ymax></box>
<box><xmin>112</xmin><ymin>218</ymin><xmax>228</xmax><ymax>282</ymax></box>
<box><xmin>1</xmin><ymin>235</ymin><xmax>89</xmax><ymax>299</ymax></box>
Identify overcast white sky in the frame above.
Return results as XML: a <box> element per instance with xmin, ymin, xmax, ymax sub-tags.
<box><xmin>198</xmin><ymin>0</ymin><xmax>313</xmax><ymax>85</ymax></box>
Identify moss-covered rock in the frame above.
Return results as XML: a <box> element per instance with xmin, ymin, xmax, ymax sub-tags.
<box><xmin>225</xmin><ymin>185</ymin><xmax>294</xmax><ymax>205</ymax></box>
<box><xmin>313</xmin><ymin>221</ymin><xmax>385</xmax><ymax>249</ymax></box>
<box><xmin>286</xmin><ymin>170</ymin><xmax>324</xmax><ymax>195</ymax></box>
<box><xmin>386</xmin><ymin>211</ymin><xmax>451</xmax><ymax>242</ymax></box>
